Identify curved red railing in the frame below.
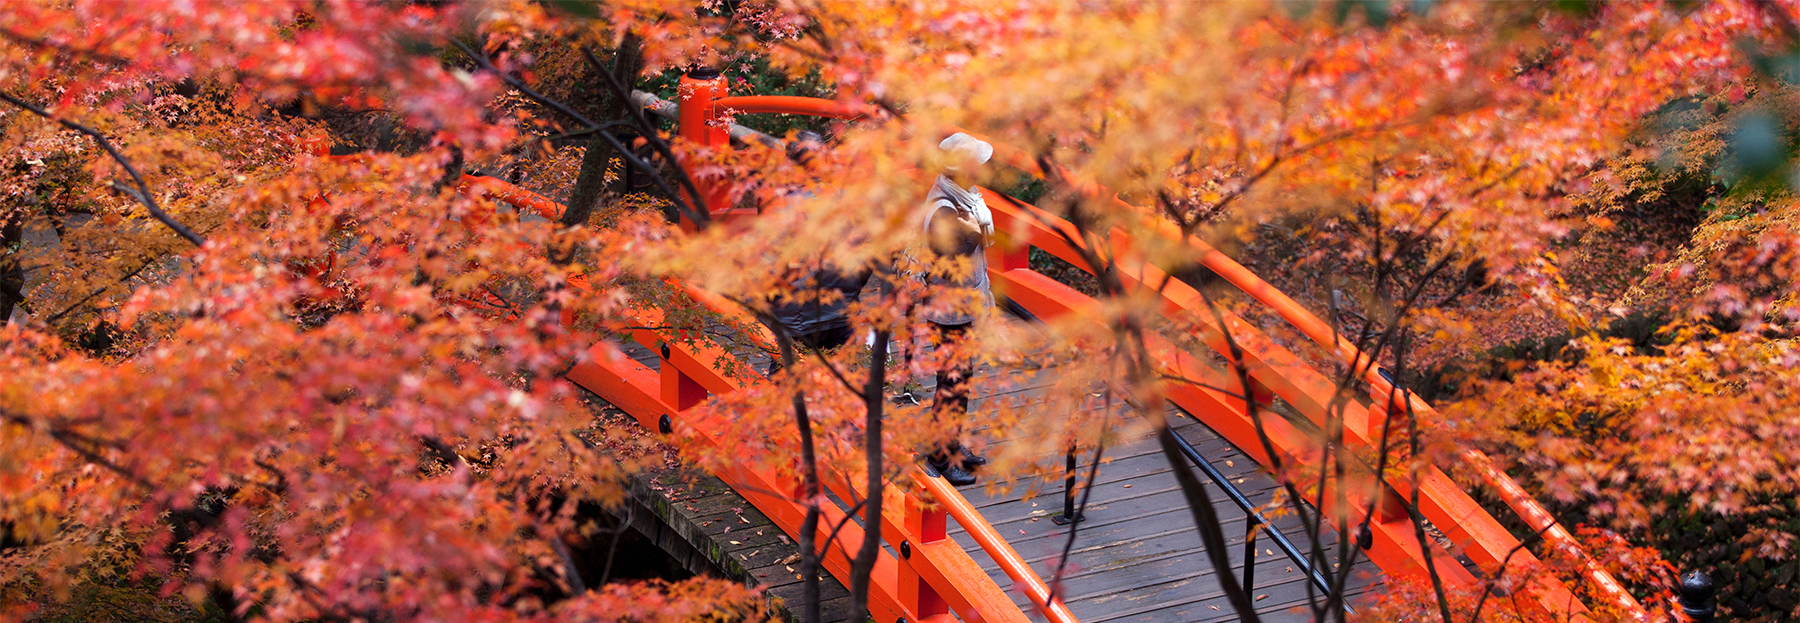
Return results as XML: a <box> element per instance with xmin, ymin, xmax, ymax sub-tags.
<box><xmin>914</xmin><ymin>466</ymin><xmax>1079</xmax><ymax>623</ymax></box>
<box><xmin>959</xmin><ymin>136</ymin><xmax>1645</xmax><ymax>619</ymax></box>
<box><xmin>661</xmin><ymin>73</ymin><xmax>1644</xmax><ymax>621</ymax></box>
<box><xmin>305</xmin><ymin>68</ymin><xmax>1646</xmax><ymax>622</ymax></box>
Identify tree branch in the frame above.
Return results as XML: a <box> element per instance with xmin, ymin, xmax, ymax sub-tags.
<box><xmin>0</xmin><ymin>92</ymin><xmax>205</xmax><ymax>246</ymax></box>
<box><xmin>447</xmin><ymin>38</ymin><xmax>712</xmax><ymax>229</ymax></box>
<box><xmin>581</xmin><ymin>46</ymin><xmax>714</xmax><ymax>228</ymax></box>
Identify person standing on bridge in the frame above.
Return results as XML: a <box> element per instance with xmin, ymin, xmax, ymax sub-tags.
<box><xmin>763</xmin><ymin>132</ymin><xmax>874</xmax><ymax>374</ymax></box>
<box><xmin>916</xmin><ymin>132</ymin><xmax>996</xmax><ymax>487</ymax></box>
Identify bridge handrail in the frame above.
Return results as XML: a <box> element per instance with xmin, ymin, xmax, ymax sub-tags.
<box><xmin>913</xmin><ymin>465</ymin><xmax>1080</xmax><ymax>622</ymax></box>
<box><xmin>327</xmin><ymin>75</ymin><xmax>1646</xmax><ymax>621</ymax></box>
<box><xmin>958</xmin><ymin>133</ymin><xmax>1646</xmax><ymax>619</ymax></box>
<box><xmin>668</xmin><ymin>77</ymin><xmax>1643</xmax><ymax>619</ymax></box>
<box><xmin>709</xmin><ymin>95</ymin><xmax>869</xmax><ymax>120</ymax></box>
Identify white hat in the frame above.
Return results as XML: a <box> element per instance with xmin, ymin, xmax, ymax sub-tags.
<box><xmin>939</xmin><ymin>132</ymin><xmax>993</xmax><ymax>172</ymax></box>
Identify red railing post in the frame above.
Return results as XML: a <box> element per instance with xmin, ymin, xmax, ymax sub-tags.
<box><xmin>677</xmin><ymin>67</ymin><xmax>732</xmax><ymax>231</ymax></box>
<box><xmin>988</xmin><ymin>231</ymin><xmax>1032</xmax><ymax>272</ymax></box>
<box><xmin>661</xmin><ymin>347</ymin><xmax>709</xmax><ymax>412</ymax></box>
<box><xmin>900</xmin><ymin>492</ymin><xmax>950</xmax><ymax>621</ymax></box>
<box><xmin>1247</xmin><ymin>377</ymin><xmax>1275</xmax><ymax>408</ymax></box>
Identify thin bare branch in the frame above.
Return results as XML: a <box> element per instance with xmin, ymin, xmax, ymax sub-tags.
<box><xmin>0</xmin><ymin>92</ymin><xmax>205</xmax><ymax>246</ymax></box>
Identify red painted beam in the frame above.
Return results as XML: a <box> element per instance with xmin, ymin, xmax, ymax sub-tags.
<box><xmin>710</xmin><ymin>96</ymin><xmax>869</xmax><ymax>120</ymax></box>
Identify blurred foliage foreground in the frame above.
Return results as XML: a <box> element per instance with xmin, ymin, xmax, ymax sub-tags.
<box><xmin>3</xmin><ymin>1</ymin><xmax>1800</xmax><ymax>622</ymax></box>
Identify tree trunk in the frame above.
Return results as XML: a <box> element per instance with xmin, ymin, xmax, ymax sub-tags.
<box><xmin>560</xmin><ymin>34</ymin><xmax>645</xmax><ymax>229</ymax></box>
<box><xmin>0</xmin><ymin>208</ymin><xmax>25</xmax><ymax>324</ymax></box>
<box><xmin>775</xmin><ymin>330</ymin><xmax>826</xmax><ymax>623</ymax></box>
<box><xmin>849</xmin><ymin>330</ymin><xmax>890</xmax><ymax>614</ymax></box>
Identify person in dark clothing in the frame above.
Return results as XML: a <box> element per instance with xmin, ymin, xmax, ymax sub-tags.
<box><xmin>764</xmin><ymin>131</ymin><xmax>872</xmax><ymax>374</ymax></box>
<box><xmin>765</xmin><ymin>262</ymin><xmax>873</xmax><ymax>374</ymax></box>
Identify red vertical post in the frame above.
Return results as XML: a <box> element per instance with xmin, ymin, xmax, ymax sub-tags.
<box><xmin>660</xmin><ymin>348</ymin><xmax>709</xmax><ymax>411</ymax></box>
<box><xmin>899</xmin><ymin>492</ymin><xmax>949</xmax><ymax>619</ymax></box>
<box><xmin>1247</xmin><ymin>377</ymin><xmax>1275</xmax><ymax>408</ymax></box>
<box><xmin>988</xmin><ymin>232</ymin><xmax>1031</xmax><ymax>272</ymax></box>
<box><xmin>677</xmin><ymin>67</ymin><xmax>731</xmax><ymax>232</ymax></box>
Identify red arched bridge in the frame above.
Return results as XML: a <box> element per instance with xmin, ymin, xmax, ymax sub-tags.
<box><xmin>355</xmin><ymin>70</ymin><xmax>1651</xmax><ymax>623</ymax></box>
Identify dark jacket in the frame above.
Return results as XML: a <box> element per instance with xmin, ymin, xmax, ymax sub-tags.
<box><xmin>770</xmin><ymin>263</ymin><xmax>873</xmax><ymax>339</ymax></box>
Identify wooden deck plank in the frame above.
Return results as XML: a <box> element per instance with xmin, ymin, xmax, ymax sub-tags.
<box><xmin>622</xmin><ymin>467</ymin><xmax>862</xmax><ymax>623</ymax></box>
<box><xmin>949</xmin><ymin>449</ymin><xmax>1272</xmax><ymax>522</ymax></box>
<box><xmin>938</xmin><ymin>395</ymin><xmax>1385</xmax><ymax>622</ymax></box>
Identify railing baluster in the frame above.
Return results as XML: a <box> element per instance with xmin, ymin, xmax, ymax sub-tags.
<box><xmin>1243</xmin><ymin>514</ymin><xmax>1258</xmax><ymax>595</ymax></box>
<box><xmin>659</xmin><ymin>343</ymin><xmax>709</xmax><ymax>412</ymax></box>
<box><xmin>1052</xmin><ymin>448</ymin><xmax>1085</xmax><ymax>525</ymax></box>
<box><xmin>1165</xmin><ymin>421</ymin><xmax>1345</xmax><ymax>612</ymax></box>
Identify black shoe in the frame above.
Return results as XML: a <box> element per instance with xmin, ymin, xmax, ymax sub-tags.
<box><xmin>947</xmin><ymin>442</ymin><xmax>987</xmax><ymax>467</ymax></box>
<box><xmin>927</xmin><ymin>456</ymin><xmax>979</xmax><ymax>487</ymax></box>
<box><xmin>960</xmin><ymin>448</ymin><xmax>988</xmax><ymax>468</ymax></box>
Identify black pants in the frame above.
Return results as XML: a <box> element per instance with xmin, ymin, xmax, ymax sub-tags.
<box><xmin>930</xmin><ymin>322</ymin><xmax>973</xmax><ymax>459</ymax></box>
<box><xmin>767</xmin><ymin>324</ymin><xmax>855</xmax><ymax>375</ymax></box>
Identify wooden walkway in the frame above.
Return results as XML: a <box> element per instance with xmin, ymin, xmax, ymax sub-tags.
<box><xmin>948</xmin><ymin>412</ymin><xmax>1382</xmax><ymax>622</ymax></box>
<box><xmin>607</xmin><ymin>317</ymin><xmax>1382</xmax><ymax>622</ymax></box>
<box><xmin>609</xmin><ymin>344</ymin><xmax>864</xmax><ymax>622</ymax></box>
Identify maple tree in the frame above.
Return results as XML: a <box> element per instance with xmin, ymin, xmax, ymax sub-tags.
<box><xmin>3</xmin><ymin>1</ymin><xmax>1799</xmax><ymax>622</ymax></box>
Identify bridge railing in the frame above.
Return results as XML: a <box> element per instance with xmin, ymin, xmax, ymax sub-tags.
<box><xmin>967</xmin><ymin>141</ymin><xmax>1647</xmax><ymax>619</ymax></box>
<box><xmin>304</xmin><ymin>141</ymin><xmax>1052</xmax><ymax>621</ymax></box>
<box><xmin>665</xmin><ymin>71</ymin><xmax>1647</xmax><ymax>621</ymax></box>
<box><xmin>321</xmin><ymin>66</ymin><xmax>1652</xmax><ymax>621</ymax></box>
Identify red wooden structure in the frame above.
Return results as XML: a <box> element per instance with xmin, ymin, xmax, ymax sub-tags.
<box><xmin>345</xmin><ymin>69</ymin><xmax>1652</xmax><ymax>622</ymax></box>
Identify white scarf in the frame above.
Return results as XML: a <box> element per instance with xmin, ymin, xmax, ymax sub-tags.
<box><xmin>933</xmin><ymin>175</ymin><xmax>983</xmax><ymax>215</ymax></box>
<box><xmin>926</xmin><ymin>175</ymin><xmax>993</xmax><ymax>244</ymax></box>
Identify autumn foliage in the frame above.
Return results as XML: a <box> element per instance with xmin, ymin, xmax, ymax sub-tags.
<box><xmin>2</xmin><ymin>1</ymin><xmax>1800</xmax><ymax>622</ymax></box>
